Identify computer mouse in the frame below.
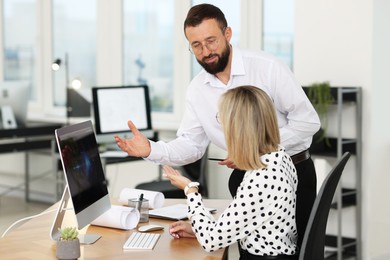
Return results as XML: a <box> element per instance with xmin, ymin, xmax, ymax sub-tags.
<box><xmin>138</xmin><ymin>224</ymin><xmax>164</xmax><ymax>232</ymax></box>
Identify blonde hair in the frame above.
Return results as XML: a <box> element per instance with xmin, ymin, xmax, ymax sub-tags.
<box><xmin>219</xmin><ymin>86</ymin><xmax>280</xmax><ymax>170</ymax></box>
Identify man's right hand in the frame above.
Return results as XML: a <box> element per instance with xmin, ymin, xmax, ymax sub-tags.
<box><xmin>114</xmin><ymin>120</ymin><xmax>151</xmax><ymax>158</ymax></box>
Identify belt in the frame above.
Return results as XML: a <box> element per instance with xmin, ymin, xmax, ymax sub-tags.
<box><xmin>291</xmin><ymin>149</ymin><xmax>310</xmax><ymax>165</ymax></box>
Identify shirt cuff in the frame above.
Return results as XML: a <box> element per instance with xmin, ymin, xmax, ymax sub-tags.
<box><xmin>145</xmin><ymin>140</ymin><xmax>164</xmax><ymax>162</ymax></box>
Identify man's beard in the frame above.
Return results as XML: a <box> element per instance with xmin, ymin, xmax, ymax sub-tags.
<box><xmin>197</xmin><ymin>41</ymin><xmax>230</xmax><ymax>75</ymax></box>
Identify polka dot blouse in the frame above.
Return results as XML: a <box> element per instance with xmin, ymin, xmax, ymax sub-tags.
<box><xmin>186</xmin><ymin>147</ymin><xmax>298</xmax><ymax>256</ymax></box>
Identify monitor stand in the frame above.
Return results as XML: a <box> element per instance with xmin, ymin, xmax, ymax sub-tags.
<box><xmin>50</xmin><ymin>186</ymin><xmax>102</xmax><ymax>244</ymax></box>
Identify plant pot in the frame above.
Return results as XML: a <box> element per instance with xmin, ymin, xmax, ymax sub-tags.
<box><xmin>56</xmin><ymin>238</ymin><xmax>81</xmax><ymax>260</ymax></box>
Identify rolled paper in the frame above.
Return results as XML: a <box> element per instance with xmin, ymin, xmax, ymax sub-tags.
<box><xmin>118</xmin><ymin>188</ymin><xmax>165</xmax><ymax>209</ymax></box>
<box><xmin>91</xmin><ymin>205</ymin><xmax>140</xmax><ymax>230</ymax></box>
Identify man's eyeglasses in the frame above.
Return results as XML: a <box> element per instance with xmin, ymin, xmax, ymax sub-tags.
<box><xmin>189</xmin><ymin>27</ymin><xmax>226</xmax><ymax>55</ymax></box>
<box><xmin>189</xmin><ymin>38</ymin><xmax>220</xmax><ymax>55</ymax></box>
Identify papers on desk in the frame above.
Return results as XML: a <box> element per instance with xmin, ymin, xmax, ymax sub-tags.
<box><xmin>149</xmin><ymin>204</ymin><xmax>217</xmax><ymax>221</ymax></box>
<box><xmin>91</xmin><ymin>205</ymin><xmax>140</xmax><ymax>230</ymax></box>
<box><xmin>118</xmin><ymin>188</ymin><xmax>165</xmax><ymax>209</ymax></box>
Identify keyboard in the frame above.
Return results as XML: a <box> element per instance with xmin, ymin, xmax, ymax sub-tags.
<box><xmin>123</xmin><ymin>232</ymin><xmax>160</xmax><ymax>250</ymax></box>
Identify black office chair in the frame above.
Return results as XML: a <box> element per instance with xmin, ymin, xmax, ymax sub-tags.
<box><xmin>135</xmin><ymin>147</ymin><xmax>209</xmax><ymax>198</ymax></box>
<box><xmin>298</xmin><ymin>152</ymin><xmax>351</xmax><ymax>260</ymax></box>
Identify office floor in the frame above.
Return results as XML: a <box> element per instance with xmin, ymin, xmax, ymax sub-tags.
<box><xmin>0</xmin><ymin>162</ymin><xmax>55</xmax><ymax>238</ymax></box>
<box><xmin>0</xmin><ymin>195</ymin><xmax>48</xmax><ymax>238</ymax></box>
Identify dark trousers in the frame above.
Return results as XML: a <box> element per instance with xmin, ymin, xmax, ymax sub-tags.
<box><xmin>229</xmin><ymin>157</ymin><xmax>317</xmax><ymax>252</ymax></box>
<box><xmin>240</xmin><ymin>250</ymin><xmax>297</xmax><ymax>260</ymax></box>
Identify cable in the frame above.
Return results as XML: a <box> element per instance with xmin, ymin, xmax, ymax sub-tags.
<box><xmin>1</xmin><ymin>207</ymin><xmax>72</xmax><ymax>238</ymax></box>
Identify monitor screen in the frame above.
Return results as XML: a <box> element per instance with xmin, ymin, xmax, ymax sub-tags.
<box><xmin>0</xmin><ymin>81</ymin><xmax>30</xmax><ymax>128</ymax></box>
<box><xmin>92</xmin><ymin>85</ymin><xmax>153</xmax><ymax>143</ymax></box>
<box><xmin>51</xmin><ymin>120</ymin><xmax>111</xmax><ymax>243</ymax></box>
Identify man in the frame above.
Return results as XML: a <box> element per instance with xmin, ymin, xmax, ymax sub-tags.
<box><xmin>115</xmin><ymin>3</ymin><xmax>320</xmax><ymax>251</ymax></box>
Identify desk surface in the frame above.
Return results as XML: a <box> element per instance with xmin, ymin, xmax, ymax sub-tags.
<box><xmin>0</xmin><ymin>199</ymin><xmax>229</xmax><ymax>260</ymax></box>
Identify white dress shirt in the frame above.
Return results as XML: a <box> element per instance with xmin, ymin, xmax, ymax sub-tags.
<box><xmin>147</xmin><ymin>47</ymin><xmax>320</xmax><ymax>166</ymax></box>
<box><xmin>187</xmin><ymin>147</ymin><xmax>298</xmax><ymax>255</ymax></box>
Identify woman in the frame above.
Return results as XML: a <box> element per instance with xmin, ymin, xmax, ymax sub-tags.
<box><xmin>163</xmin><ymin>86</ymin><xmax>298</xmax><ymax>260</ymax></box>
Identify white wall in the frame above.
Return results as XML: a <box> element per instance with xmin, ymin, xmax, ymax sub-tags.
<box><xmin>294</xmin><ymin>0</ymin><xmax>390</xmax><ymax>259</ymax></box>
<box><xmin>369</xmin><ymin>0</ymin><xmax>390</xmax><ymax>258</ymax></box>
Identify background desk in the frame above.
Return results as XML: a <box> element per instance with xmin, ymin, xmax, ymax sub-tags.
<box><xmin>0</xmin><ymin>122</ymin><xmax>62</xmax><ymax>201</ymax></box>
<box><xmin>0</xmin><ymin>199</ymin><xmax>230</xmax><ymax>260</ymax></box>
<box><xmin>0</xmin><ymin>122</ymin><xmax>61</xmax><ymax>150</ymax></box>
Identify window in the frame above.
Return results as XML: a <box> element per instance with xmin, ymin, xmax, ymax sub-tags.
<box><xmin>123</xmin><ymin>0</ymin><xmax>175</xmax><ymax>113</ymax></box>
<box><xmin>263</xmin><ymin>0</ymin><xmax>294</xmax><ymax>69</ymax></box>
<box><xmin>52</xmin><ymin>0</ymin><xmax>96</xmax><ymax>107</ymax></box>
<box><xmin>2</xmin><ymin>0</ymin><xmax>36</xmax><ymax>99</ymax></box>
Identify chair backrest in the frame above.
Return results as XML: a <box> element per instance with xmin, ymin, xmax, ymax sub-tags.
<box><xmin>299</xmin><ymin>152</ymin><xmax>351</xmax><ymax>260</ymax></box>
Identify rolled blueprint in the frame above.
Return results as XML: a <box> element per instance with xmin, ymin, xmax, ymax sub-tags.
<box><xmin>118</xmin><ymin>188</ymin><xmax>165</xmax><ymax>209</ymax></box>
<box><xmin>91</xmin><ymin>205</ymin><xmax>140</xmax><ymax>230</ymax></box>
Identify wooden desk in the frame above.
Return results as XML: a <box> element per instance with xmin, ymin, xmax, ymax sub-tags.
<box><xmin>0</xmin><ymin>199</ymin><xmax>230</xmax><ymax>260</ymax></box>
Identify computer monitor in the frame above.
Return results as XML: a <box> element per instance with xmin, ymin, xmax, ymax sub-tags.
<box><xmin>92</xmin><ymin>85</ymin><xmax>153</xmax><ymax>144</ymax></box>
<box><xmin>0</xmin><ymin>81</ymin><xmax>30</xmax><ymax>128</ymax></box>
<box><xmin>50</xmin><ymin>120</ymin><xmax>111</xmax><ymax>244</ymax></box>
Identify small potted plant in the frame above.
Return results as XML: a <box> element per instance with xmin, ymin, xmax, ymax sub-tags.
<box><xmin>56</xmin><ymin>227</ymin><xmax>80</xmax><ymax>260</ymax></box>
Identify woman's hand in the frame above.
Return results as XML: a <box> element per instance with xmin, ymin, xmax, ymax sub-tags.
<box><xmin>162</xmin><ymin>165</ymin><xmax>191</xmax><ymax>190</ymax></box>
<box><xmin>169</xmin><ymin>221</ymin><xmax>196</xmax><ymax>239</ymax></box>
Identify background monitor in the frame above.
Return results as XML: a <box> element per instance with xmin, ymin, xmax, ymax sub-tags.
<box><xmin>51</xmin><ymin>120</ymin><xmax>111</xmax><ymax>244</ymax></box>
<box><xmin>0</xmin><ymin>81</ymin><xmax>30</xmax><ymax>128</ymax></box>
<box><xmin>92</xmin><ymin>85</ymin><xmax>153</xmax><ymax>144</ymax></box>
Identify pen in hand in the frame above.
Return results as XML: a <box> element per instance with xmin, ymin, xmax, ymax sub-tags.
<box><xmin>209</xmin><ymin>157</ymin><xmax>236</xmax><ymax>169</ymax></box>
<box><xmin>208</xmin><ymin>158</ymin><xmax>224</xmax><ymax>161</ymax></box>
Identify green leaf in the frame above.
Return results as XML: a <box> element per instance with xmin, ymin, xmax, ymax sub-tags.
<box><xmin>58</xmin><ymin>227</ymin><xmax>79</xmax><ymax>241</ymax></box>
<box><xmin>307</xmin><ymin>81</ymin><xmax>334</xmax><ymax>147</ymax></box>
